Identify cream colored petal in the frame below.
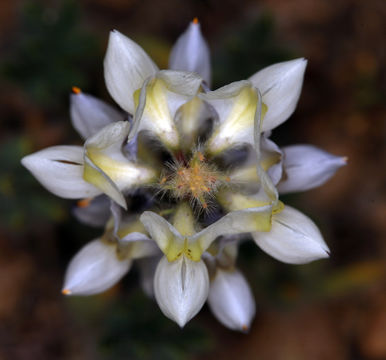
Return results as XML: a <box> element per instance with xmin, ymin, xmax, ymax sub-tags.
<box><xmin>217</xmin><ymin>189</ymin><xmax>273</xmax><ymax>212</ymax></box>
<box><xmin>131</xmin><ymin>70</ymin><xmax>202</xmax><ymax>150</ymax></box>
<box><xmin>154</xmin><ymin>256</ymin><xmax>209</xmax><ymax>327</ymax></box>
<box><xmin>21</xmin><ymin>146</ymin><xmax>101</xmax><ymax>199</ymax></box>
<box><xmin>249</xmin><ymin>58</ymin><xmax>307</xmax><ymax>131</ymax></box>
<box><xmin>83</xmin><ymin>156</ymin><xmax>127</xmax><ymax>208</ymax></box>
<box><xmin>140</xmin><ymin>211</ymin><xmax>184</xmax><ymax>259</ymax></box>
<box><xmin>252</xmin><ymin>205</ymin><xmax>330</xmax><ymax>264</ymax></box>
<box><xmin>200</xmin><ymin>81</ymin><xmax>265</xmax><ymax>154</ymax></box>
<box><xmin>104</xmin><ymin>30</ymin><xmax>158</xmax><ymax>114</ymax></box>
<box><xmin>84</xmin><ymin>121</ymin><xmax>156</xmax><ymax>202</ymax></box>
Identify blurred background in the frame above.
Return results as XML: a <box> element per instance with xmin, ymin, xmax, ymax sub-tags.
<box><xmin>0</xmin><ymin>0</ymin><xmax>385</xmax><ymax>359</ymax></box>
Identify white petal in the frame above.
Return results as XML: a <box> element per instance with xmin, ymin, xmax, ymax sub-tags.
<box><xmin>278</xmin><ymin>145</ymin><xmax>347</xmax><ymax>194</ymax></box>
<box><xmin>249</xmin><ymin>58</ymin><xmax>307</xmax><ymax>131</ymax></box>
<box><xmin>84</xmin><ymin>121</ymin><xmax>156</xmax><ymax>207</ymax></box>
<box><xmin>154</xmin><ymin>256</ymin><xmax>209</xmax><ymax>327</ymax></box>
<box><xmin>62</xmin><ymin>239</ymin><xmax>131</xmax><ymax>296</ymax></box>
<box><xmin>70</xmin><ymin>90</ymin><xmax>124</xmax><ymax>139</ymax></box>
<box><xmin>21</xmin><ymin>146</ymin><xmax>101</xmax><ymax>199</ymax></box>
<box><xmin>131</xmin><ymin>70</ymin><xmax>202</xmax><ymax>150</ymax></box>
<box><xmin>104</xmin><ymin>30</ymin><xmax>159</xmax><ymax>114</ymax></box>
<box><xmin>252</xmin><ymin>205</ymin><xmax>330</xmax><ymax>264</ymax></box>
<box><xmin>169</xmin><ymin>20</ymin><xmax>211</xmax><ymax>85</ymax></box>
<box><xmin>208</xmin><ymin>268</ymin><xmax>255</xmax><ymax>332</ymax></box>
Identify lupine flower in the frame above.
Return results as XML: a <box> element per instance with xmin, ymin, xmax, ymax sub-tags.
<box><xmin>140</xmin><ymin>202</ymin><xmax>270</xmax><ymax>327</ymax></box>
<box><xmin>205</xmin><ymin>242</ymin><xmax>256</xmax><ymax>332</ymax></box>
<box><xmin>21</xmin><ymin>19</ymin><xmax>346</xmax><ymax>331</ymax></box>
<box><xmin>62</xmin><ymin>204</ymin><xmax>160</xmax><ymax>296</ymax></box>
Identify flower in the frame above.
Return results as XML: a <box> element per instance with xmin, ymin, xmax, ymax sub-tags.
<box><xmin>62</xmin><ymin>204</ymin><xmax>160</xmax><ymax>296</ymax></box>
<box><xmin>208</xmin><ymin>267</ymin><xmax>256</xmax><ymax>332</ymax></box>
<box><xmin>21</xmin><ymin>19</ymin><xmax>346</xmax><ymax>331</ymax></box>
<box><xmin>205</xmin><ymin>242</ymin><xmax>256</xmax><ymax>332</ymax></box>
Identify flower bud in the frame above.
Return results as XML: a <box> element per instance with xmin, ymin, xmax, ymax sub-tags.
<box><xmin>154</xmin><ymin>256</ymin><xmax>209</xmax><ymax>327</ymax></box>
<box><xmin>62</xmin><ymin>239</ymin><xmax>131</xmax><ymax>296</ymax></box>
<box><xmin>253</xmin><ymin>205</ymin><xmax>330</xmax><ymax>264</ymax></box>
<box><xmin>208</xmin><ymin>268</ymin><xmax>255</xmax><ymax>332</ymax></box>
<box><xmin>278</xmin><ymin>145</ymin><xmax>346</xmax><ymax>194</ymax></box>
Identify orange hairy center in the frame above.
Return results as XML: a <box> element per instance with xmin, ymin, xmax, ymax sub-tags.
<box><xmin>175</xmin><ymin>163</ymin><xmax>216</xmax><ymax>198</ymax></box>
<box><xmin>159</xmin><ymin>152</ymin><xmax>226</xmax><ymax>209</ymax></box>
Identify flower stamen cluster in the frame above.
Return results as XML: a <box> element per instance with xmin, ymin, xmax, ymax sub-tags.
<box><xmin>158</xmin><ymin>150</ymin><xmax>229</xmax><ymax>210</ymax></box>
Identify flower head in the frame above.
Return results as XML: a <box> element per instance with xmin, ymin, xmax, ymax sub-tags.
<box><xmin>21</xmin><ymin>19</ymin><xmax>346</xmax><ymax>331</ymax></box>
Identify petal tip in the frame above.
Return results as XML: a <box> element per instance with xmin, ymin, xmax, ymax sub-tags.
<box><xmin>62</xmin><ymin>288</ymin><xmax>72</xmax><ymax>295</ymax></box>
<box><xmin>20</xmin><ymin>155</ymin><xmax>30</xmax><ymax>168</ymax></box>
<box><xmin>176</xmin><ymin>316</ymin><xmax>188</xmax><ymax>328</ymax></box>
<box><xmin>20</xmin><ymin>153</ymin><xmax>39</xmax><ymax>172</ymax></box>
<box><xmin>71</xmin><ymin>86</ymin><xmax>82</xmax><ymax>94</ymax></box>
<box><xmin>241</xmin><ymin>324</ymin><xmax>249</xmax><ymax>333</ymax></box>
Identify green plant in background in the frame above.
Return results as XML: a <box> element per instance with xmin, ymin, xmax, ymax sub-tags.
<box><xmin>1</xmin><ymin>0</ymin><xmax>99</xmax><ymax>107</ymax></box>
<box><xmin>0</xmin><ymin>0</ymin><xmax>100</xmax><ymax>232</ymax></box>
<box><xmin>99</xmin><ymin>292</ymin><xmax>212</xmax><ymax>360</ymax></box>
<box><xmin>213</xmin><ymin>13</ymin><xmax>294</xmax><ymax>87</ymax></box>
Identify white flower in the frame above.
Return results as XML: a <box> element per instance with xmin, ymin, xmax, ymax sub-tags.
<box><xmin>104</xmin><ymin>30</ymin><xmax>158</xmax><ymax>114</ymax></box>
<box><xmin>218</xmin><ymin>188</ymin><xmax>329</xmax><ymax>264</ymax></box>
<box><xmin>70</xmin><ymin>87</ymin><xmax>125</xmax><ymax>140</ymax></box>
<box><xmin>21</xmin><ymin>20</ymin><xmax>346</xmax><ymax>332</ymax></box>
<box><xmin>140</xmin><ymin>202</ymin><xmax>272</xmax><ymax>327</ymax></box>
<box><xmin>62</xmin><ymin>239</ymin><xmax>131</xmax><ymax>296</ymax></box>
<box><xmin>208</xmin><ymin>268</ymin><xmax>255</xmax><ymax>332</ymax></box>
<box><xmin>140</xmin><ymin>205</ymin><xmax>209</xmax><ymax>327</ymax></box>
<box><xmin>21</xmin><ymin>145</ymin><xmax>101</xmax><ymax>199</ymax></box>
<box><xmin>277</xmin><ymin>145</ymin><xmax>347</xmax><ymax>194</ymax></box>
<box><xmin>62</xmin><ymin>215</ymin><xmax>159</xmax><ymax>296</ymax></box>
<box><xmin>154</xmin><ymin>255</ymin><xmax>209</xmax><ymax>327</ymax></box>
<box><xmin>169</xmin><ymin>18</ymin><xmax>211</xmax><ymax>86</ymax></box>
<box><xmin>252</xmin><ymin>205</ymin><xmax>329</xmax><ymax>264</ymax></box>
<box><xmin>249</xmin><ymin>58</ymin><xmax>307</xmax><ymax>132</ymax></box>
